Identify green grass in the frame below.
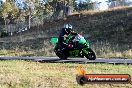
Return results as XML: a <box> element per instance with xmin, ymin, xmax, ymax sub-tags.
<box><xmin>0</xmin><ymin>60</ymin><xmax>132</xmax><ymax>88</ymax></box>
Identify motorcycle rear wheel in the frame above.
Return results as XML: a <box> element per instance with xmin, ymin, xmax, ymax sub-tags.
<box><xmin>54</xmin><ymin>48</ymin><xmax>68</xmax><ymax>60</ymax></box>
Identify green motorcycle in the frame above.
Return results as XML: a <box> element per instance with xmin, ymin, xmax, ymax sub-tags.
<box><xmin>50</xmin><ymin>34</ymin><xmax>96</xmax><ymax>60</ymax></box>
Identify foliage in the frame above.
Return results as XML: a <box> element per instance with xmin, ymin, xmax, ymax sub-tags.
<box><xmin>75</xmin><ymin>0</ymin><xmax>97</xmax><ymax>11</ymax></box>
<box><xmin>0</xmin><ymin>1</ymin><xmax>19</xmax><ymax>26</ymax></box>
<box><xmin>1</xmin><ymin>1</ymin><xmax>12</xmax><ymax>19</ymax></box>
<box><xmin>107</xmin><ymin>0</ymin><xmax>132</xmax><ymax>8</ymax></box>
<box><xmin>0</xmin><ymin>31</ymin><xmax>9</xmax><ymax>38</ymax></box>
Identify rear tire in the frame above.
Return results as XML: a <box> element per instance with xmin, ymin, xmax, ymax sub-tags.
<box><xmin>54</xmin><ymin>48</ymin><xmax>68</xmax><ymax>60</ymax></box>
<box><xmin>84</xmin><ymin>48</ymin><xmax>96</xmax><ymax>60</ymax></box>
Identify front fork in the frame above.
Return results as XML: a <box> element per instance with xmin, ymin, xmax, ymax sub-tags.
<box><xmin>82</xmin><ymin>48</ymin><xmax>89</xmax><ymax>55</ymax></box>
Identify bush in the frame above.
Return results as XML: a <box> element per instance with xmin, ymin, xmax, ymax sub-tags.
<box><xmin>0</xmin><ymin>31</ymin><xmax>9</xmax><ymax>38</ymax></box>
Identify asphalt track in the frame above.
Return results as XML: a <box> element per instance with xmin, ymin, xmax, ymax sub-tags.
<box><xmin>0</xmin><ymin>56</ymin><xmax>132</xmax><ymax>64</ymax></box>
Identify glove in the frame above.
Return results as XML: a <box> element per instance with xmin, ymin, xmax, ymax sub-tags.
<box><xmin>68</xmin><ymin>44</ymin><xmax>73</xmax><ymax>48</ymax></box>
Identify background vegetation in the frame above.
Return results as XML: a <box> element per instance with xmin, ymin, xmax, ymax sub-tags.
<box><xmin>0</xmin><ymin>0</ymin><xmax>131</xmax><ymax>58</ymax></box>
<box><xmin>0</xmin><ymin>6</ymin><xmax>131</xmax><ymax>58</ymax></box>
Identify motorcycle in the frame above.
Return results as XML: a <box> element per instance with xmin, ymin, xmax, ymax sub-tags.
<box><xmin>50</xmin><ymin>33</ymin><xmax>96</xmax><ymax>60</ymax></box>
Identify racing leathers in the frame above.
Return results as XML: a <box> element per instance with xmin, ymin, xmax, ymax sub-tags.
<box><xmin>58</xmin><ymin>28</ymin><xmax>77</xmax><ymax>52</ymax></box>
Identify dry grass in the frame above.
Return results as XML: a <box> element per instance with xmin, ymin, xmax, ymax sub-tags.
<box><xmin>91</xmin><ymin>41</ymin><xmax>132</xmax><ymax>59</ymax></box>
<box><xmin>0</xmin><ymin>60</ymin><xmax>131</xmax><ymax>88</ymax></box>
<box><xmin>0</xmin><ymin>47</ymin><xmax>55</xmax><ymax>57</ymax></box>
<box><xmin>0</xmin><ymin>41</ymin><xmax>131</xmax><ymax>58</ymax></box>
<box><xmin>71</xmin><ymin>6</ymin><xmax>132</xmax><ymax>15</ymax></box>
<box><xmin>0</xmin><ymin>49</ymin><xmax>34</xmax><ymax>56</ymax></box>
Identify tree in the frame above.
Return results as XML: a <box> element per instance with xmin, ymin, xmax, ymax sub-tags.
<box><xmin>107</xmin><ymin>0</ymin><xmax>132</xmax><ymax>8</ymax></box>
<box><xmin>19</xmin><ymin>0</ymin><xmax>37</xmax><ymax>29</ymax></box>
<box><xmin>76</xmin><ymin>0</ymin><xmax>97</xmax><ymax>11</ymax></box>
<box><xmin>0</xmin><ymin>0</ymin><xmax>19</xmax><ymax>34</ymax></box>
<box><xmin>1</xmin><ymin>1</ymin><xmax>12</xmax><ymax>31</ymax></box>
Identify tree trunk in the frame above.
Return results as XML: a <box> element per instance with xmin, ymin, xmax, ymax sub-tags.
<box><xmin>4</xmin><ymin>17</ymin><xmax>7</xmax><ymax>32</ymax></box>
<box><xmin>29</xmin><ymin>15</ymin><xmax>31</xmax><ymax>29</ymax></box>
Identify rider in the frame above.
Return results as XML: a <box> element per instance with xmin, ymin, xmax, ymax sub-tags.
<box><xmin>58</xmin><ymin>24</ymin><xmax>77</xmax><ymax>51</ymax></box>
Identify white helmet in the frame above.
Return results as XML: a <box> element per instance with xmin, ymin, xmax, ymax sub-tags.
<box><xmin>64</xmin><ymin>24</ymin><xmax>73</xmax><ymax>29</ymax></box>
<box><xmin>63</xmin><ymin>24</ymin><xmax>73</xmax><ymax>34</ymax></box>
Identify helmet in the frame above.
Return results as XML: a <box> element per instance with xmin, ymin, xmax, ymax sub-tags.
<box><xmin>63</xmin><ymin>24</ymin><xmax>73</xmax><ymax>34</ymax></box>
<box><xmin>64</xmin><ymin>24</ymin><xmax>72</xmax><ymax>29</ymax></box>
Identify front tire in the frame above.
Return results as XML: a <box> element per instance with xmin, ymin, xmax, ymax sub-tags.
<box><xmin>84</xmin><ymin>48</ymin><xmax>96</xmax><ymax>60</ymax></box>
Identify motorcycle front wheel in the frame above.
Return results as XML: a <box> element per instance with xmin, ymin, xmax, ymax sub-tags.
<box><xmin>84</xmin><ymin>48</ymin><xmax>96</xmax><ymax>60</ymax></box>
